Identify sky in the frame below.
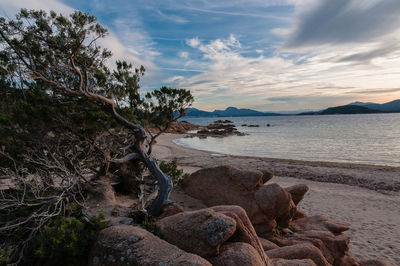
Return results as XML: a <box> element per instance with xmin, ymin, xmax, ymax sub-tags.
<box><xmin>2</xmin><ymin>0</ymin><xmax>400</xmax><ymax>112</ymax></box>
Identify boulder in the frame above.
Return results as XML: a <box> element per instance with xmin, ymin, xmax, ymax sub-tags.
<box><xmin>260</xmin><ymin>169</ymin><xmax>274</xmax><ymax>183</ymax></box>
<box><xmin>89</xmin><ymin>225</ymin><xmax>210</xmax><ymax>266</ymax></box>
<box><xmin>255</xmin><ymin>183</ymin><xmax>295</xmax><ymax>227</ymax></box>
<box><xmin>182</xmin><ymin>166</ymin><xmax>266</xmax><ymax>224</ymax></box>
<box><xmin>159</xmin><ymin>203</ymin><xmax>184</xmax><ymax>218</ymax></box>
<box><xmin>259</xmin><ymin>237</ymin><xmax>279</xmax><ymax>251</ymax></box>
<box><xmin>210</xmin><ymin>205</ymin><xmax>271</xmax><ymax>265</ymax></box>
<box><xmin>156</xmin><ymin>208</ymin><xmax>236</xmax><ymax>258</ymax></box>
<box><xmin>291</xmin><ymin>215</ymin><xmax>349</xmax><ymax>235</ymax></box>
<box><xmin>266</xmin><ymin>243</ymin><xmax>330</xmax><ymax>266</ymax></box>
<box><xmin>271</xmin><ymin>258</ymin><xmax>317</xmax><ymax>266</ymax></box>
<box><xmin>208</xmin><ymin>242</ymin><xmax>265</xmax><ymax>266</ymax></box>
<box><xmin>285</xmin><ymin>184</ymin><xmax>309</xmax><ymax>205</ymax></box>
<box><xmin>183</xmin><ymin>166</ymin><xmax>299</xmax><ymax>236</ymax></box>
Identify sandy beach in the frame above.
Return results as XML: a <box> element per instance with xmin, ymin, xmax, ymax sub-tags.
<box><xmin>153</xmin><ymin>133</ymin><xmax>400</xmax><ymax>265</ymax></box>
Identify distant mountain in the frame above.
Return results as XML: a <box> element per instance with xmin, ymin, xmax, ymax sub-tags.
<box><xmin>186</xmin><ymin>107</ymin><xmax>283</xmax><ymax>117</ymax></box>
<box><xmin>349</xmin><ymin>100</ymin><xmax>400</xmax><ymax>112</ymax></box>
<box><xmin>298</xmin><ymin>99</ymin><xmax>400</xmax><ymax>115</ymax></box>
<box><xmin>320</xmin><ymin>105</ymin><xmax>382</xmax><ymax>115</ymax></box>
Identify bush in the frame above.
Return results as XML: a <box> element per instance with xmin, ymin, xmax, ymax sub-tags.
<box><xmin>159</xmin><ymin>159</ymin><xmax>189</xmax><ymax>185</ymax></box>
<box><xmin>30</xmin><ymin>213</ymin><xmax>107</xmax><ymax>266</ymax></box>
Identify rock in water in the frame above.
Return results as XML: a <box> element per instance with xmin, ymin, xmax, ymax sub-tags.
<box><xmin>89</xmin><ymin>225</ymin><xmax>211</xmax><ymax>266</ymax></box>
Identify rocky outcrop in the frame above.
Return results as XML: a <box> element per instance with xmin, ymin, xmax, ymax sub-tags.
<box><xmin>208</xmin><ymin>242</ymin><xmax>265</xmax><ymax>266</ymax></box>
<box><xmin>89</xmin><ymin>225</ymin><xmax>211</xmax><ymax>266</ymax></box>
<box><xmin>181</xmin><ymin>165</ymin><xmax>373</xmax><ymax>266</ymax></box>
<box><xmin>266</xmin><ymin>243</ymin><xmax>330</xmax><ymax>266</ymax></box>
<box><xmin>182</xmin><ymin>165</ymin><xmax>297</xmax><ymax>235</ymax></box>
<box><xmin>210</xmin><ymin>205</ymin><xmax>270</xmax><ymax>265</ymax></box>
<box><xmin>156</xmin><ymin>208</ymin><xmax>236</xmax><ymax>257</ymax></box>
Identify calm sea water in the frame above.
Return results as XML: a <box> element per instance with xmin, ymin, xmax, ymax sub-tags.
<box><xmin>175</xmin><ymin>113</ymin><xmax>400</xmax><ymax>166</ymax></box>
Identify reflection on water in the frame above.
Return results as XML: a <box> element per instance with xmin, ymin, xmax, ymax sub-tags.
<box><xmin>176</xmin><ymin>113</ymin><xmax>400</xmax><ymax>166</ymax></box>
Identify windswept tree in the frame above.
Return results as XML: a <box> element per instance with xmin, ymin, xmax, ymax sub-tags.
<box><xmin>0</xmin><ymin>9</ymin><xmax>193</xmax><ymax>264</ymax></box>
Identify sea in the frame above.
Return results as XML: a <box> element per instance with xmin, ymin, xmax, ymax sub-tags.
<box><xmin>175</xmin><ymin>113</ymin><xmax>400</xmax><ymax>167</ymax></box>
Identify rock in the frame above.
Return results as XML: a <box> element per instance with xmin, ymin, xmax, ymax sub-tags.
<box><xmin>182</xmin><ymin>166</ymin><xmax>266</xmax><ymax>223</ymax></box>
<box><xmin>210</xmin><ymin>205</ymin><xmax>271</xmax><ymax>265</ymax></box>
<box><xmin>159</xmin><ymin>203</ymin><xmax>184</xmax><ymax>218</ymax></box>
<box><xmin>271</xmin><ymin>258</ymin><xmax>317</xmax><ymax>266</ymax></box>
<box><xmin>156</xmin><ymin>208</ymin><xmax>236</xmax><ymax>258</ymax></box>
<box><xmin>285</xmin><ymin>184</ymin><xmax>309</xmax><ymax>205</ymax></box>
<box><xmin>208</xmin><ymin>242</ymin><xmax>265</xmax><ymax>266</ymax></box>
<box><xmin>259</xmin><ymin>237</ymin><xmax>279</xmax><ymax>251</ymax></box>
<box><xmin>266</xmin><ymin>243</ymin><xmax>330</xmax><ymax>266</ymax></box>
<box><xmin>255</xmin><ymin>183</ymin><xmax>295</xmax><ymax>227</ymax></box>
<box><xmin>183</xmin><ymin>166</ymin><xmax>299</xmax><ymax>236</ymax></box>
<box><xmin>89</xmin><ymin>225</ymin><xmax>210</xmax><ymax>266</ymax></box>
<box><xmin>292</xmin><ymin>215</ymin><xmax>349</xmax><ymax>235</ymax></box>
<box><xmin>260</xmin><ymin>169</ymin><xmax>274</xmax><ymax>183</ymax></box>
<box><xmin>334</xmin><ymin>255</ymin><xmax>360</xmax><ymax>266</ymax></box>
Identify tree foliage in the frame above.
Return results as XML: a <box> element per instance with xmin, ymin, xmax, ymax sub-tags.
<box><xmin>0</xmin><ymin>9</ymin><xmax>193</xmax><ymax>264</ymax></box>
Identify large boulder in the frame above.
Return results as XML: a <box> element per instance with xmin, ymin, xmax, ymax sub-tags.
<box><xmin>89</xmin><ymin>225</ymin><xmax>210</xmax><ymax>266</ymax></box>
<box><xmin>210</xmin><ymin>205</ymin><xmax>271</xmax><ymax>265</ymax></box>
<box><xmin>156</xmin><ymin>208</ymin><xmax>236</xmax><ymax>258</ymax></box>
<box><xmin>182</xmin><ymin>166</ymin><xmax>300</xmax><ymax>235</ymax></box>
<box><xmin>266</xmin><ymin>243</ymin><xmax>330</xmax><ymax>266</ymax></box>
<box><xmin>207</xmin><ymin>242</ymin><xmax>265</xmax><ymax>266</ymax></box>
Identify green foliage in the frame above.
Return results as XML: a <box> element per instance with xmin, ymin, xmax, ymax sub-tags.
<box><xmin>141</xmin><ymin>86</ymin><xmax>194</xmax><ymax>128</ymax></box>
<box><xmin>0</xmin><ymin>247</ymin><xmax>13</xmax><ymax>265</ymax></box>
<box><xmin>31</xmin><ymin>213</ymin><xmax>107</xmax><ymax>266</ymax></box>
<box><xmin>159</xmin><ymin>159</ymin><xmax>189</xmax><ymax>185</ymax></box>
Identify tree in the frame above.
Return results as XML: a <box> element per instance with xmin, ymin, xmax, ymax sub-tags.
<box><xmin>0</xmin><ymin>9</ymin><xmax>193</xmax><ymax>263</ymax></box>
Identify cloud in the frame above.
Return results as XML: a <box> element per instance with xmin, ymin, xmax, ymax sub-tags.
<box><xmin>287</xmin><ymin>0</ymin><xmax>400</xmax><ymax>47</ymax></box>
<box><xmin>338</xmin><ymin>42</ymin><xmax>400</xmax><ymax>63</ymax></box>
<box><xmin>179</xmin><ymin>51</ymin><xmax>189</xmax><ymax>59</ymax></box>
<box><xmin>186</xmin><ymin>37</ymin><xmax>201</xmax><ymax>48</ymax></box>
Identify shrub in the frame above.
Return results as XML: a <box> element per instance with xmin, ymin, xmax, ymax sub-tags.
<box><xmin>31</xmin><ymin>213</ymin><xmax>107</xmax><ymax>266</ymax></box>
<box><xmin>159</xmin><ymin>159</ymin><xmax>189</xmax><ymax>185</ymax></box>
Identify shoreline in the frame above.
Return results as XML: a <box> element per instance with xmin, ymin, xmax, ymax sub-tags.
<box><xmin>175</xmin><ymin>138</ymin><xmax>400</xmax><ymax>169</ymax></box>
<box><xmin>155</xmin><ymin>133</ymin><xmax>400</xmax><ymax>193</ymax></box>
<box><xmin>153</xmin><ymin>133</ymin><xmax>400</xmax><ymax>264</ymax></box>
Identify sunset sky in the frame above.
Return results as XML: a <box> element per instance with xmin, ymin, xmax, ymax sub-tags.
<box><xmin>2</xmin><ymin>0</ymin><xmax>400</xmax><ymax>111</ymax></box>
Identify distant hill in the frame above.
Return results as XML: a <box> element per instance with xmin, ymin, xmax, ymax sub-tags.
<box><xmin>186</xmin><ymin>107</ymin><xmax>283</xmax><ymax>117</ymax></box>
<box><xmin>321</xmin><ymin>105</ymin><xmax>382</xmax><ymax>115</ymax></box>
<box><xmin>298</xmin><ymin>99</ymin><xmax>400</xmax><ymax>115</ymax></box>
<box><xmin>349</xmin><ymin>100</ymin><xmax>400</xmax><ymax>112</ymax></box>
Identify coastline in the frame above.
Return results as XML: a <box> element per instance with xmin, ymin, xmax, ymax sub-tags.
<box><xmin>153</xmin><ymin>133</ymin><xmax>400</xmax><ymax>264</ymax></box>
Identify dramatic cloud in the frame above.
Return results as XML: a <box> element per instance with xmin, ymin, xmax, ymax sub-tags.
<box><xmin>2</xmin><ymin>0</ymin><xmax>400</xmax><ymax>111</ymax></box>
<box><xmin>287</xmin><ymin>0</ymin><xmax>400</xmax><ymax>47</ymax></box>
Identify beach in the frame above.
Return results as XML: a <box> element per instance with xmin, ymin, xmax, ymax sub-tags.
<box><xmin>153</xmin><ymin>133</ymin><xmax>400</xmax><ymax>264</ymax></box>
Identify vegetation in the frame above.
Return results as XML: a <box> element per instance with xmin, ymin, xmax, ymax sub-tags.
<box><xmin>159</xmin><ymin>159</ymin><xmax>190</xmax><ymax>185</ymax></box>
<box><xmin>0</xmin><ymin>9</ymin><xmax>193</xmax><ymax>264</ymax></box>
